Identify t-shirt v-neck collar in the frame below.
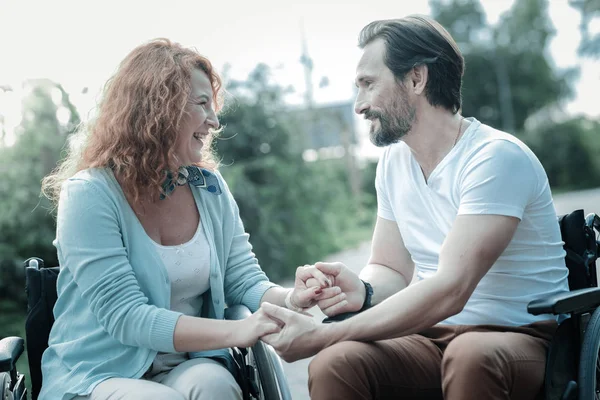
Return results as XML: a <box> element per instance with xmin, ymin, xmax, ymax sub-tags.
<box><xmin>412</xmin><ymin>117</ymin><xmax>480</xmax><ymax>186</ymax></box>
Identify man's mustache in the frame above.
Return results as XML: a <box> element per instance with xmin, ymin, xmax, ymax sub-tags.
<box><xmin>364</xmin><ymin>110</ymin><xmax>383</xmax><ymax>120</ymax></box>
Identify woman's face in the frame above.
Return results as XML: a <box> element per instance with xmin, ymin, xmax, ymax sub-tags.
<box><xmin>174</xmin><ymin>69</ymin><xmax>219</xmax><ymax>165</ymax></box>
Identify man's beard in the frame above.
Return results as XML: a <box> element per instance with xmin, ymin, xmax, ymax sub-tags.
<box><xmin>366</xmin><ymin>94</ymin><xmax>416</xmax><ymax>147</ymax></box>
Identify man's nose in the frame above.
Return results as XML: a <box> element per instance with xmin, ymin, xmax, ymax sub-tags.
<box><xmin>354</xmin><ymin>99</ymin><xmax>369</xmax><ymax>115</ymax></box>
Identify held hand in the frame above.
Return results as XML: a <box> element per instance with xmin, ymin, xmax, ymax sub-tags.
<box><xmin>235</xmin><ymin>307</ymin><xmax>281</xmax><ymax>348</ymax></box>
<box><xmin>290</xmin><ymin>265</ymin><xmax>341</xmax><ymax>310</ymax></box>
<box><xmin>308</xmin><ymin>262</ymin><xmax>365</xmax><ymax>317</ymax></box>
<box><xmin>260</xmin><ymin>302</ymin><xmax>325</xmax><ymax>362</ymax></box>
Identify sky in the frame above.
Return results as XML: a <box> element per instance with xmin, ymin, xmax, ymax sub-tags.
<box><xmin>0</xmin><ymin>0</ymin><xmax>598</xmax><ymax>149</ymax></box>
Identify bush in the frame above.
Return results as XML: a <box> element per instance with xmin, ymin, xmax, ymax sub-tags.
<box><xmin>523</xmin><ymin>117</ymin><xmax>600</xmax><ymax>191</ymax></box>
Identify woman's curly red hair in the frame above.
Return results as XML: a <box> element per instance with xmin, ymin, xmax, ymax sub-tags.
<box><xmin>43</xmin><ymin>38</ymin><xmax>223</xmax><ymax>205</ymax></box>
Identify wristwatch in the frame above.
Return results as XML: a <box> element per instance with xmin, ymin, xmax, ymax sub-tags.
<box><xmin>322</xmin><ymin>279</ymin><xmax>374</xmax><ymax>324</ymax></box>
<box><xmin>360</xmin><ymin>280</ymin><xmax>374</xmax><ymax>311</ymax></box>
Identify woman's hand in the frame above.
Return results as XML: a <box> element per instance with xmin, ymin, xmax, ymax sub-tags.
<box><xmin>290</xmin><ymin>265</ymin><xmax>344</xmax><ymax>310</ymax></box>
<box><xmin>234</xmin><ymin>308</ymin><xmax>281</xmax><ymax>348</ymax></box>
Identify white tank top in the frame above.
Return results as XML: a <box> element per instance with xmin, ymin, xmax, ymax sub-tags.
<box><xmin>153</xmin><ymin>222</ymin><xmax>211</xmax><ymax>316</ymax></box>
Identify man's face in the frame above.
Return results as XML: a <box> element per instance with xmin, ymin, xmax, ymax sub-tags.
<box><xmin>354</xmin><ymin>39</ymin><xmax>416</xmax><ymax>147</ymax></box>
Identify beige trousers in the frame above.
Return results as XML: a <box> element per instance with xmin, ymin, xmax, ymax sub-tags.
<box><xmin>309</xmin><ymin>320</ymin><xmax>557</xmax><ymax>400</ymax></box>
<box><xmin>73</xmin><ymin>355</ymin><xmax>242</xmax><ymax>400</ymax></box>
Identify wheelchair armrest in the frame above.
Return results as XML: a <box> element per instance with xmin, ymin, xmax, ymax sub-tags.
<box><xmin>527</xmin><ymin>287</ymin><xmax>600</xmax><ymax>316</ymax></box>
<box><xmin>224</xmin><ymin>305</ymin><xmax>252</xmax><ymax>321</ymax></box>
<box><xmin>0</xmin><ymin>336</ymin><xmax>25</xmax><ymax>373</ymax></box>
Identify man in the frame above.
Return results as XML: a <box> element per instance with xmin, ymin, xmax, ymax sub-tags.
<box><xmin>260</xmin><ymin>15</ymin><xmax>569</xmax><ymax>400</ymax></box>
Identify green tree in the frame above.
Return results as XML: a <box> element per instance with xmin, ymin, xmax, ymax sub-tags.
<box><xmin>524</xmin><ymin>117</ymin><xmax>600</xmax><ymax>190</ymax></box>
<box><xmin>570</xmin><ymin>0</ymin><xmax>600</xmax><ymax>58</ymax></box>
<box><xmin>215</xmin><ymin>65</ymin><xmax>373</xmax><ymax>281</ymax></box>
<box><xmin>0</xmin><ymin>80</ymin><xmax>78</xmax><ymax>301</ymax></box>
<box><xmin>431</xmin><ymin>0</ymin><xmax>577</xmax><ymax>133</ymax></box>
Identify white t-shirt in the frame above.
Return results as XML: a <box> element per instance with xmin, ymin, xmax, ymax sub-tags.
<box><xmin>153</xmin><ymin>222</ymin><xmax>211</xmax><ymax>316</ymax></box>
<box><xmin>375</xmin><ymin>117</ymin><xmax>569</xmax><ymax>326</ymax></box>
<box><xmin>150</xmin><ymin>222</ymin><xmax>211</xmax><ymax>374</ymax></box>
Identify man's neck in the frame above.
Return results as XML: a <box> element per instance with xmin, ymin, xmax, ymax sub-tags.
<box><xmin>401</xmin><ymin>106</ymin><xmax>466</xmax><ymax>180</ymax></box>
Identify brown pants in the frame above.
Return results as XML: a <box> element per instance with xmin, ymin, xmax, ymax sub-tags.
<box><xmin>308</xmin><ymin>320</ymin><xmax>557</xmax><ymax>400</ymax></box>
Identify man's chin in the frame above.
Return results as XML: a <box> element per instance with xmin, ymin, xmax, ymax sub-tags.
<box><xmin>370</xmin><ymin>130</ymin><xmax>390</xmax><ymax>147</ymax></box>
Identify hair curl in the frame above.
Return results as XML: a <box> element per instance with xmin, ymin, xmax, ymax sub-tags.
<box><xmin>42</xmin><ymin>38</ymin><xmax>223</xmax><ymax>206</ymax></box>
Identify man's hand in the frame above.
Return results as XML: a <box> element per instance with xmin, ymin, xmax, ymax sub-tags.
<box><xmin>260</xmin><ymin>302</ymin><xmax>327</xmax><ymax>362</ymax></box>
<box><xmin>234</xmin><ymin>307</ymin><xmax>282</xmax><ymax>348</ymax></box>
<box><xmin>309</xmin><ymin>262</ymin><xmax>365</xmax><ymax>317</ymax></box>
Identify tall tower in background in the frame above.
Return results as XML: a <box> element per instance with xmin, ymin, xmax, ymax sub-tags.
<box><xmin>294</xmin><ymin>19</ymin><xmax>361</xmax><ymax>199</ymax></box>
<box><xmin>299</xmin><ymin>19</ymin><xmax>314</xmax><ymax>108</ymax></box>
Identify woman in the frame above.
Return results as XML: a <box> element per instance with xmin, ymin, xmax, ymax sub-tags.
<box><xmin>40</xmin><ymin>39</ymin><xmax>341</xmax><ymax>400</ymax></box>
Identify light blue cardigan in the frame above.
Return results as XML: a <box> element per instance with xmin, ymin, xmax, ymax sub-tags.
<box><xmin>39</xmin><ymin>168</ymin><xmax>277</xmax><ymax>400</ymax></box>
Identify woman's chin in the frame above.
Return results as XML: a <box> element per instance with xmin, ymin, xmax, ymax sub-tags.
<box><xmin>176</xmin><ymin>152</ymin><xmax>203</xmax><ymax>166</ymax></box>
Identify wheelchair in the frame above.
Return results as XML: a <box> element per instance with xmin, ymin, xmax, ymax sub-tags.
<box><xmin>528</xmin><ymin>209</ymin><xmax>600</xmax><ymax>400</ymax></box>
<box><xmin>0</xmin><ymin>258</ymin><xmax>292</xmax><ymax>400</ymax></box>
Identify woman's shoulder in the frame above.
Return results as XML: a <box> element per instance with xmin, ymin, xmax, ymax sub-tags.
<box><xmin>62</xmin><ymin>167</ymin><xmax>120</xmax><ymax>201</ymax></box>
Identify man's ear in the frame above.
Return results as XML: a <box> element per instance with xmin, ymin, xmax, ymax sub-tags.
<box><xmin>410</xmin><ymin>64</ymin><xmax>428</xmax><ymax>95</ymax></box>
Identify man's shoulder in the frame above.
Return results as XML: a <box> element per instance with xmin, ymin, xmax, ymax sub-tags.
<box><xmin>467</xmin><ymin>122</ymin><xmax>534</xmax><ymax>163</ymax></box>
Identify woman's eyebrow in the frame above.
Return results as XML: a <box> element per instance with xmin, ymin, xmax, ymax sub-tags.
<box><xmin>190</xmin><ymin>94</ymin><xmax>210</xmax><ymax>102</ymax></box>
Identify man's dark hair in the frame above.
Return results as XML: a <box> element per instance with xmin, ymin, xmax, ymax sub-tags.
<box><xmin>359</xmin><ymin>15</ymin><xmax>464</xmax><ymax>113</ymax></box>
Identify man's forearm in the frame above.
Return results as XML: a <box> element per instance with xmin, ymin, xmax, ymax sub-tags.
<box><xmin>321</xmin><ymin>275</ymin><xmax>464</xmax><ymax>345</ymax></box>
<box><xmin>359</xmin><ymin>263</ymin><xmax>411</xmax><ymax>305</ymax></box>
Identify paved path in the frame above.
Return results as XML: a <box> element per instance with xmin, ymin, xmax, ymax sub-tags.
<box><xmin>276</xmin><ymin>187</ymin><xmax>600</xmax><ymax>399</ymax></box>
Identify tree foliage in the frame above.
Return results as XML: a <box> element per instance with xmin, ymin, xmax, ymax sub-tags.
<box><xmin>216</xmin><ymin>64</ymin><xmax>373</xmax><ymax>281</ymax></box>
<box><xmin>431</xmin><ymin>0</ymin><xmax>577</xmax><ymax>133</ymax></box>
<box><xmin>524</xmin><ymin>117</ymin><xmax>600</xmax><ymax>190</ymax></box>
<box><xmin>570</xmin><ymin>0</ymin><xmax>600</xmax><ymax>58</ymax></box>
<box><xmin>0</xmin><ymin>80</ymin><xmax>79</xmax><ymax>302</ymax></box>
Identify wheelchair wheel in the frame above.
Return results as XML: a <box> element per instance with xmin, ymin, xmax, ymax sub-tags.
<box><xmin>579</xmin><ymin>307</ymin><xmax>600</xmax><ymax>399</ymax></box>
<box><xmin>251</xmin><ymin>341</ymin><xmax>281</xmax><ymax>400</ymax></box>
<box><xmin>1</xmin><ymin>372</ymin><xmax>11</xmax><ymax>400</ymax></box>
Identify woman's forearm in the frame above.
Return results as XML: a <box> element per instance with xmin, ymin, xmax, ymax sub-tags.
<box><xmin>173</xmin><ymin>315</ymin><xmax>242</xmax><ymax>352</ymax></box>
<box><xmin>260</xmin><ymin>286</ymin><xmax>289</xmax><ymax>307</ymax></box>
<box><xmin>172</xmin><ymin>286</ymin><xmax>292</xmax><ymax>352</ymax></box>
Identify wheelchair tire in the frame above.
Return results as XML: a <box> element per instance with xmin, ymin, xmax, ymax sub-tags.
<box><xmin>1</xmin><ymin>372</ymin><xmax>11</xmax><ymax>400</ymax></box>
<box><xmin>266</xmin><ymin>346</ymin><xmax>292</xmax><ymax>400</ymax></box>
<box><xmin>251</xmin><ymin>341</ymin><xmax>281</xmax><ymax>400</ymax></box>
<box><xmin>578</xmin><ymin>307</ymin><xmax>600</xmax><ymax>399</ymax></box>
